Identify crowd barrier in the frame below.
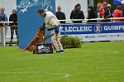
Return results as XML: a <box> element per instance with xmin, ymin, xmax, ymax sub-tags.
<box><xmin>60</xmin><ymin>18</ymin><xmax>124</xmax><ymax>42</ymax></box>
<box><xmin>1</xmin><ymin>18</ymin><xmax>124</xmax><ymax>46</ymax></box>
<box><xmin>0</xmin><ymin>21</ymin><xmax>17</xmax><ymax>46</ymax></box>
<box><xmin>60</xmin><ymin>22</ymin><xmax>124</xmax><ymax>42</ymax></box>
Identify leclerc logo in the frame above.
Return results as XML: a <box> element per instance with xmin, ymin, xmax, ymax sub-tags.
<box><xmin>94</xmin><ymin>24</ymin><xmax>102</xmax><ymax>33</ymax></box>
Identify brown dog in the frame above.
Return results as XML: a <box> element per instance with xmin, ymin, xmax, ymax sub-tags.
<box><xmin>18</xmin><ymin>25</ymin><xmax>54</xmax><ymax>52</ymax></box>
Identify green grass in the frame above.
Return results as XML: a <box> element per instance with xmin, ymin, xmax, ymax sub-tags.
<box><xmin>0</xmin><ymin>42</ymin><xmax>124</xmax><ymax>82</ymax></box>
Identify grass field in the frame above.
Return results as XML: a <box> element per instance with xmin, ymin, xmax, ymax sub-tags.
<box><xmin>0</xmin><ymin>42</ymin><xmax>124</xmax><ymax>82</ymax></box>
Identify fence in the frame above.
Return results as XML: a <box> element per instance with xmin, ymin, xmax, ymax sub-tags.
<box><xmin>59</xmin><ymin>17</ymin><xmax>124</xmax><ymax>42</ymax></box>
<box><xmin>0</xmin><ymin>21</ymin><xmax>18</xmax><ymax>46</ymax></box>
<box><xmin>0</xmin><ymin>17</ymin><xmax>124</xmax><ymax>46</ymax></box>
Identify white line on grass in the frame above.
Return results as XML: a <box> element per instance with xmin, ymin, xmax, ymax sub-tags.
<box><xmin>0</xmin><ymin>72</ymin><xmax>71</xmax><ymax>81</ymax></box>
<box><xmin>111</xmin><ymin>51</ymin><xmax>120</xmax><ymax>54</ymax></box>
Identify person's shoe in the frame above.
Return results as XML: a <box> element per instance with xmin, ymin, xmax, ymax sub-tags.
<box><xmin>57</xmin><ymin>50</ymin><xmax>64</xmax><ymax>53</ymax></box>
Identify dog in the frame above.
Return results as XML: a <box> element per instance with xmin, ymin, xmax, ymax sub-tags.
<box><xmin>18</xmin><ymin>25</ymin><xmax>54</xmax><ymax>52</ymax></box>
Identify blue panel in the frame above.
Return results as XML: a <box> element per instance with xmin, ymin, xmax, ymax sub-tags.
<box><xmin>113</xmin><ymin>0</ymin><xmax>122</xmax><ymax>5</ymax></box>
<box><xmin>16</xmin><ymin>0</ymin><xmax>55</xmax><ymax>49</ymax></box>
<box><xmin>60</xmin><ymin>22</ymin><xmax>124</xmax><ymax>35</ymax></box>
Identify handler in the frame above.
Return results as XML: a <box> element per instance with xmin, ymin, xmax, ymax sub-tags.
<box><xmin>37</xmin><ymin>8</ymin><xmax>64</xmax><ymax>53</ymax></box>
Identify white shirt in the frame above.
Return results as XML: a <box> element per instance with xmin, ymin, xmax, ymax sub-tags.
<box><xmin>44</xmin><ymin>11</ymin><xmax>60</xmax><ymax>30</ymax></box>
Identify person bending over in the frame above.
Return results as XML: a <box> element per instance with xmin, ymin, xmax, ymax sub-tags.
<box><xmin>37</xmin><ymin>8</ymin><xmax>64</xmax><ymax>53</ymax></box>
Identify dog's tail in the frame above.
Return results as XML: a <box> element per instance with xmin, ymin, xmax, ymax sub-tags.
<box><xmin>18</xmin><ymin>48</ymin><xmax>26</xmax><ymax>52</ymax></box>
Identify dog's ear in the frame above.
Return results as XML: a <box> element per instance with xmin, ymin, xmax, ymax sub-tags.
<box><xmin>37</xmin><ymin>24</ymin><xmax>45</xmax><ymax>30</ymax></box>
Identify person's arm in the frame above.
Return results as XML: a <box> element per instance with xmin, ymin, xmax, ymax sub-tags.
<box><xmin>94</xmin><ymin>12</ymin><xmax>97</xmax><ymax>18</ymax></box>
<box><xmin>104</xmin><ymin>8</ymin><xmax>111</xmax><ymax>18</ymax></box>
<box><xmin>4</xmin><ymin>14</ymin><xmax>8</xmax><ymax>25</ymax></box>
<box><xmin>49</xmin><ymin>17</ymin><xmax>60</xmax><ymax>34</ymax></box>
<box><xmin>100</xmin><ymin>9</ymin><xmax>104</xmax><ymax>18</ymax></box>
<box><xmin>87</xmin><ymin>11</ymin><xmax>91</xmax><ymax>19</ymax></box>
<box><xmin>14</xmin><ymin>15</ymin><xmax>17</xmax><ymax>23</ymax></box>
<box><xmin>81</xmin><ymin>11</ymin><xmax>85</xmax><ymax>19</ymax></box>
<box><xmin>63</xmin><ymin>13</ymin><xmax>66</xmax><ymax>19</ymax></box>
<box><xmin>56</xmin><ymin>12</ymin><xmax>59</xmax><ymax>19</ymax></box>
<box><xmin>114</xmin><ymin>10</ymin><xmax>119</xmax><ymax>17</ymax></box>
<box><xmin>9</xmin><ymin>14</ymin><xmax>13</xmax><ymax>25</ymax></box>
<box><xmin>49</xmin><ymin>17</ymin><xmax>59</xmax><ymax>26</ymax></box>
<box><xmin>4</xmin><ymin>14</ymin><xmax>8</xmax><ymax>21</ymax></box>
<box><xmin>119</xmin><ymin>11</ymin><xmax>122</xmax><ymax>17</ymax></box>
<box><xmin>70</xmin><ymin>11</ymin><xmax>74</xmax><ymax>19</ymax></box>
<box><xmin>62</xmin><ymin>13</ymin><xmax>66</xmax><ymax>23</ymax></box>
<box><xmin>9</xmin><ymin>14</ymin><xmax>12</xmax><ymax>21</ymax></box>
<box><xmin>122</xmin><ymin>9</ymin><xmax>124</xmax><ymax>17</ymax></box>
<box><xmin>113</xmin><ymin>10</ymin><xmax>116</xmax><ymax>17</ymax></box>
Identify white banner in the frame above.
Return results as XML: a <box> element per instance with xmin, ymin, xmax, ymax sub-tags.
<box><xmin>66</xmin><ymin>33</ymin><xmax>124</xmax><ymax>42</ymax></box>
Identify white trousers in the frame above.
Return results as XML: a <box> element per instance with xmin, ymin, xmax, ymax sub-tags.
<box><xmin>51</xmin><ymin>27</ymin><xmax>63</xmax><ymax>52</ymax></box>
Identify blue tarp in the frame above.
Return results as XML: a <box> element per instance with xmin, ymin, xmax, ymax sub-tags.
<box><xmin>113</xmin><ymin>0</ymin><xmax>123</xmax><ymax>5</ymax></box>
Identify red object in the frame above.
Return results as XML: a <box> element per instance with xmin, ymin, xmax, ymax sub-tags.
<box><xmin>102</xmin><ymin>2</ymin><xmax>107</xmax><ymax>5</ymax></box>
<box><xmin>99</xmin><ymin>9</ymin><xmax>104</xmax><ymax>22</ymax></box>
<box><xmin>113</xmin><ymin>9</ymin><xmax>122</xmax><ymax>22</ymax></box>
<box><xmin>99</xmin><ymin>9</ymin><xmax>104</xmax><ymax>18</ymax></box>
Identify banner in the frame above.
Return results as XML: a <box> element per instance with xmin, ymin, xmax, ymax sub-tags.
<box><xmin>17</xmin><ymin>0</ymin><xmax>55</xmax><ymax>49</ymax></box>
<box><xmin>61</xmin><ymin>22</ymin><xmax>124</xmax><ymax>42</ymax></box>
<box><xmin>113</xmin><ymin>0</ymin><xmax>124</xmax><ymax>5</ymax></box>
